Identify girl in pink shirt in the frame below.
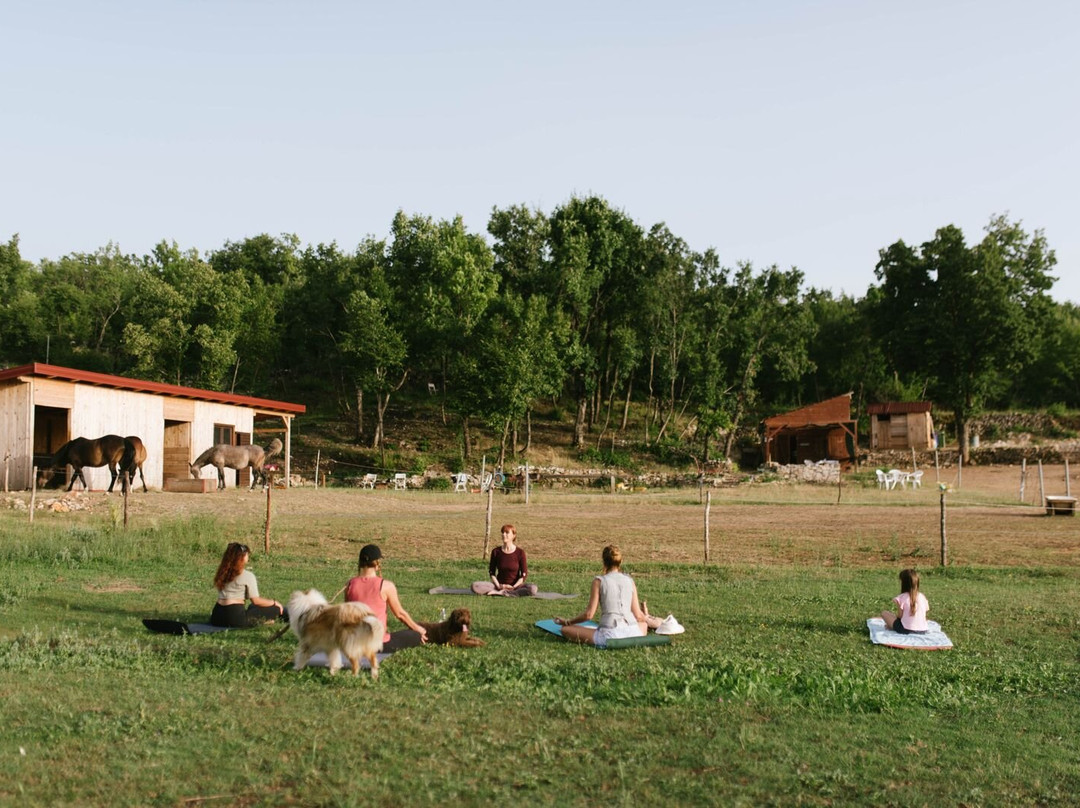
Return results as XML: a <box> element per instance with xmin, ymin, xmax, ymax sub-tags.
<box><xmin>880</xmin><ymin>568</ymin><xmax>930</xmax><ymax>634</ymax></box>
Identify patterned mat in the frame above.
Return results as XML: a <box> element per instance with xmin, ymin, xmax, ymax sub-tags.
<box><xmin>867</xmin><ymin>617</ymin><xmax>953</xmax><ymax>650</ymax></box>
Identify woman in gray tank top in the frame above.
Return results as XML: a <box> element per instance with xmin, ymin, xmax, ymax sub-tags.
<box><xmin>554</xmin><ymin>545</ymin><xmax>655</xmax><ymax>648</ymax></box>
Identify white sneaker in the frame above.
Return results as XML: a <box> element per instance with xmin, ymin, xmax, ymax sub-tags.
<box><xmin>655</xmin><ymin>614</ymin><xmax>685</xmax><ymax>635</ymax></box>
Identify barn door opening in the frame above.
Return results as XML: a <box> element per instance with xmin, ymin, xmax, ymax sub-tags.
<box><xmin>163</xmin><ymin>421</ymin><xmax>191</xmax><ymax>482</ymax></box>
<box><xmin>33</xmin><ymin>405</ymin><xmax>71</xmax><ymax>488</ymax></box>
<box><xmin>236</xmin><ymin>432</ymin><xmax>251</xmax><ymax>489</ymax></box>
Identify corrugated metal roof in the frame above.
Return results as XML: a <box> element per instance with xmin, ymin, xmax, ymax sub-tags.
<box><xmin>866</xmin><ymin>401</ymin><xmax>932</xmax><ymax>415</ymax></box>
<box><xmin>0</xmin><ymin>363</ymin><xmax>306</xmax><ymax>414</ymax></box>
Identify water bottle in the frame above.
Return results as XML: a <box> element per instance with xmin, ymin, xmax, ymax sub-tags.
<box><xmin>439</xmin><ymin>607</ymin><xmax>447</xmax><ymax>621</ymax></box>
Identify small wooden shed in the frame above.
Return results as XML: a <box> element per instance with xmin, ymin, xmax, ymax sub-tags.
<box><xmin>867</xmin><ymin>402</ymin><xmax>934</xmax><ymax>451</ymax></box>
<box><xmin>761</xmin><ymin>393</ymin><xmax>857</xmax><ymax>466</ymax></box>
<box><xmin>0</xmin><ymin>363</ymin><xmax>305</xmax><ymax>491</ymax></box>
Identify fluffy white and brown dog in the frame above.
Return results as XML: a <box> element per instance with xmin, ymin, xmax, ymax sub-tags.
<box><xmin>287</xmin><ymin>589</ymin><xmax>385</xmax><ymax>678</ymax></box>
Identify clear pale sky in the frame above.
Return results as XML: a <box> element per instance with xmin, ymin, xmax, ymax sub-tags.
<box><xmin>4</xmin><ymin>1</ymin><xmax>1077</xmax><ymax>303</ymax></box>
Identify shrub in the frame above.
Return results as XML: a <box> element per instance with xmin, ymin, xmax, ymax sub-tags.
<box><xmin>424</xmin><ymin>476</ymin><xmax>451</xmax><ymax>491</ymax></box>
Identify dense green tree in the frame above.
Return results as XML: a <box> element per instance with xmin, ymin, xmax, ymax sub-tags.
<box><xmin>124</xmin><ymin>242</ymin><xmax>245</xmax><ymax>387</ymax></box>
<box><xmin>547</xmin><ymin>195</ymin><xmax>645</xmax><ymax>448</ymax></box>
<box><xmin>35</xmin><ymin>244</ymin><xmax>141</xmax><ymax>371</ymax></box>
<box><xmin>0</xmin><ymin>236</ymin><xmax>42</xmax><ymax>365</ymax></box>
<box><xmin>209</xmin><ymin>234</ymin><xmax>301</xmax><ymax>395</ymax></box>
<box><xmin>873</xmin><ymin>216</ymin><xmax>1056</xmax><ymax>460</ymax></box>
<box><xmin>719</xmin><ymin>263</ymin><xmax>815</xmax><ymax>459</ymax></box>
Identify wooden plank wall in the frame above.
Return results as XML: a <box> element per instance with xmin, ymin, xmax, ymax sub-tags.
<box><xmin>0</xmin><ymin>381</ymin><xmax>34</xmax><ymax>489</ymax></box>
<box><xmin>69</xmin><ymin>386</ymin><xmax>165</xmax><ymax>491</ymax></box>
<box><xmin>189</xmin><ymin>402</ymin><xmax>255</xmax><ymax>489</ymax></box>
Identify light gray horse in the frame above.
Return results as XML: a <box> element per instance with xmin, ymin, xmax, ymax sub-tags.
<box><xmin>189</xmin><ymin>438</ymin><xmax>283</xmax><ymax>491</ymax></box>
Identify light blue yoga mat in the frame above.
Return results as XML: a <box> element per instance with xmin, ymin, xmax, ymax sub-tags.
<box><xmin>867</xmin><ymin>618</ymin><xmax>953</xmax><ymax>650</ymax></box>
<box><xmin>534</xmin><ymin>619</ymin><xmax>672</xmax><ymax>649</ymax></box>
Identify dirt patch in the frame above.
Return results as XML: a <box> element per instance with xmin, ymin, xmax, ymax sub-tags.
<box><xmin>13</xmin><ymin>465</ymin><xmax>1078</xmax><ymax>569</ymax></box>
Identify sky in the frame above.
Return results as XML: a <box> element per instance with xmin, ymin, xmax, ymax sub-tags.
<box><xmin>4</xmin><ymin>1</ymin><xmax>1078</xmax><ymax>303</ymax></box>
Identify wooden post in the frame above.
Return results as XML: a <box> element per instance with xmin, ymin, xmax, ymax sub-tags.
<box><xmin>264</xmin><ymin>478</ymin><xmax>272</xmax><ymax>554</ymax></box>
<box><xmin>30</xmin><ymin>465</ymin><xmax>37</xmax><ymax>524</ymax></box>
<box><xmin>957</xmin><ymin>454</ymin><xmax>962</xmax><ymax>490</ymax></box>
<box><xmin>939</xmin><ymin>485</ymin><xmax>947</xmax><ymax>566</ymax></box>
<box><xmin>1019</xmin><ymin>458</ymin><xmax>1027</xmax><ymax>503</ymax></box>
<box><xmin>703</xmin><ymin>490</ymin><xmax>711</xmax><ymax>563</ymax></box>
<box><xmin>123</xmin><ymin>472</ymin><xmax>129</xmax><ymax>529</ymax></box>
<box><xmin>483</xmin><ymin>484</ymin><xmax>494</xmax><ymax>558</ymax></box>
<box><xmin>912</xmin><ymin>447</ymin><xmax>917</xmax><ymax>471</ymax></box>
<box><xmin>836</xmin><ymin>465</ymin><xmax>842</xmax><ymax>504</ymax></box>
<box><xmin>1038</xmin><ymin>460</ymin><xmax>1045</xmax><ymax>506</ymax></box>
<box><xmin>1066</xmin><ymin>459</ymin><xmax>1072</xmax><ymax>498</ymax></box>
<box><xmin>3</xmin><ymin>451</ymin><xmax>9</xmax><ymax>493</ymax></box>
<box><xmin>524</xmin><ymin>461</ymin><xmax>530</xmax><ymax>505</ymax></box>
<box><xmin>481</xmin><ymin>455</ymin><xmax>487</xmax><ymax>491</ymax></box>
<box><xmin>934</xmin><ymin>449</ymin><xmax>940</xmax><ymax>483</ymax></box>
<box><xmin>314</xmin><ymin>450</ymin><xmax>320</xmax><ymax>489</ymax></box>
<box><xmin>610</xmin><ymin>474</ymin><xmax>615</xmax><ymax>495</ymax></box>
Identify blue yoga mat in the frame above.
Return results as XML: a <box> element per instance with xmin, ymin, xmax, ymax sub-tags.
<box><xmin>534</xmin><ymin>619</ymin><xmax>672</xmax><ymax>649</ymax></box>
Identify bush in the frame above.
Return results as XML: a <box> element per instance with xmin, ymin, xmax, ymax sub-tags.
<box><xmin>424</xmin><ymin>476</ymin><xmax>451</xmax><ymax>491</ymax></box>
<box><xmin>578</xmin><ymin>447</ymin><xmax>641</xmax><ymax>473</ymax></box>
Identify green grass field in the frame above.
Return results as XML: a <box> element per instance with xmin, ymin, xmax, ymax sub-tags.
<box><xmin>1</xmin><ymin>503</ymin><xmax>1079</xmax><ymax>806</ymax></box>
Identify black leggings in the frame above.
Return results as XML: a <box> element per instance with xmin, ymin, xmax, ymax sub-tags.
<box><xmin>210</xmin><ymin>602</ymin><xmax>284</xmax><ymax>628</ymax></box>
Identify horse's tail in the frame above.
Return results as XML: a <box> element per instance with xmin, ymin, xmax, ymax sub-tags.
<box><xmin>264</xmin><ymin>438</ymin><xmax>283</xmax><ymax>460</ymax></box>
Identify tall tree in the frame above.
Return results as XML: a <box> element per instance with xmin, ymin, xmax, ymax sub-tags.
<box><xmin>547</xmin><ymin>195</ymin><xmax>644</xmax><ymax>448</ymax></box>
<box><xmin>873</xmin><ymin>216</ymin><xmax>1056</xmax><ymax>460</ymax></box>
<box><xmin>124</xmin><ymin>242</ymin><xmax>246</xmax><ymax>388</ymax></box>
<box><xmin>0</xmin><ymin>235</ymin><xmax>42</xmax><ymax>365</ymax></box>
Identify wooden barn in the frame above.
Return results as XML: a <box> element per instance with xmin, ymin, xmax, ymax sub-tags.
<box><xmin>761</xmin><ymin>393</ymin><xmax>857</xmax><ymax>466</ymax></box>
<box><xmin>867</xmin><ymin>401</ymin><xmax>935</xmax><ymax>451</ymax></box>
<box><xmin>0</xmin><ymin>363</ymin><xmax>305</xmax><ymax>491</ymax></box>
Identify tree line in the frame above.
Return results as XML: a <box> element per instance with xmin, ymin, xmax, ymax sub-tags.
<box><xmin>2</xmin><ymin>197</ymin><xmax>1076</xmax><ymax>463</ymax></box>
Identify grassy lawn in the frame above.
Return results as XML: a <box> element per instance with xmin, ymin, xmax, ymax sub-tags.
<box><xmin>1</xmin><ymin>491</ymin><xmax>1079</xmax><ymax>806</ymax></box>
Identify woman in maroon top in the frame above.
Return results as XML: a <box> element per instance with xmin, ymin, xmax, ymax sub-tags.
<box><xmin>471</xmin><ymin>524</ymin><xmax>539</xmax><ymax>597</ymax></box>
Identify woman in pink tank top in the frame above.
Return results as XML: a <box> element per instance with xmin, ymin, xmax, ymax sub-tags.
<box><xmin>345</xmin><ymin>544</ymin><xmax>428</xmax><ymax>652</ymax></box>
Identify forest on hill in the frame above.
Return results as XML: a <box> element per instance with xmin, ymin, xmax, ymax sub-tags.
<box><xmin>2</xmin><ymin>197</ymin><xmax>1077</xmax><ymax>467</ymax></box>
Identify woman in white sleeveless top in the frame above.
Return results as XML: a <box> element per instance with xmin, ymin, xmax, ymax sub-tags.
<box><xmin>554</xmin><ymin>545</ymin><xmax>654</xmax><ymax>647</ymax></box>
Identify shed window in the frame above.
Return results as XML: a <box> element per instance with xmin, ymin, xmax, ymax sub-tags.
<box><xmin>214</xmin><ymin>424</ymin><xmax>234</xmax><ymax>446</ymax></box>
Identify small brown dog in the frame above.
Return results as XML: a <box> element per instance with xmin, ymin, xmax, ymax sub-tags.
<box><xmin>419</xmin><ymin>608</ymin><xmax>485</xmax><ymax>647</ymax></box>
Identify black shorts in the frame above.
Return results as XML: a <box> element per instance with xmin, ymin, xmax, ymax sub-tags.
<box><xmin>891</xmin><ymin>618</ymin><xmax>927</xmax><ymax>635</ymax></box>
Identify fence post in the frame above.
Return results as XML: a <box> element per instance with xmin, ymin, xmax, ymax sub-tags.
<box><xmin>1038</xmin><ymin>460</ymin><xmax>1045</xmax><ymax>507</ymax></box>
<box><xmin>1066</xmin><ymin>459</ymin><xmax>1072</xmax><ymax>498</ymax></box>
<box><xmin>939</xmin><ymin>485</ymin><xmax>947</xmax><ymax>567</ymax></box>
<box><xmin>30</xmin><ymin>465</ymin><xmax>37</xmax><ymax>524</ymax></box>
<box><xmin>483</xmin><ymin>484</ymin><xmax>494</xmax><ymax>558</ymax></box>
<box><xmin>123</xmin><ymin>472</ymin><xmax>130</xmax><ymax>529</ymax></box>
<box><xmin>264</xmin><ymin>478</ymin><xmax>272</xmax><ymax>554</ymax></box>
<box><xmin>524</xmin><ymin>461</ymin><xmax>530</xmax><ymax>505</ymax></box>
<box><xmin>704</xmin><ymin>489</ymin><xmax>711</xmax><ymax>563</ymax></box>
<box><xmin>314</xmin><ymin>450</ymin><xmax>320</xmax><ymax>489</ymax></box>
<box><xmin>1019</xmin><ymin>458</ymin><xmax>1027</xmax><ymax>503</ymax></box>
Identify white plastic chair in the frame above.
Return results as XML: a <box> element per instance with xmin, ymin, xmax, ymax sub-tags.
<box><xmin>909</xmin><ymin>470</ymin><xmax>923</xmax><ymax>489</ymax></box>
<box><xmin>452</xmin><ymin>472</ymin><xmax>469</xmax><ymax>493</ymax></box>
<box><xmin>480</xmin><ymin>472</ymin><xmax>493</xmax><ymax>492</ymax></box>
<box><xmin>875</xmin><ymin>470</ymin><xmax>888</xmax><ymax>490</ymax></box>
<box><xmin>885</xmin><ymin>469</ymin><xmax>905</xmax><ymax>490</ymax></box>
<box><xmin>361</xmin><ymin>473</ymin><xmax>377</xmax><ymax>489</ymax></box>
<box><xmin>391</xmin><ymin>473</ymin><xmax>407</xmax><ymax>490</ymax></box>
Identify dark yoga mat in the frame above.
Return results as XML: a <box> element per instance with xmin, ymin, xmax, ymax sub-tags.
<box><xmin>428</xmin><ymin>586</ymin><xmax>578</xmax><ymax>600</ymax></box>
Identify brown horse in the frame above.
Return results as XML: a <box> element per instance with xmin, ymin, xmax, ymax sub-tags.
<box><xmin>38</xmin><ymin>435</ymin><xmax>128</xmax><ymax>493</ymax></box>
<box><xmin>120</xmin><ymin>436</ymin><xmax>148</xmax><ymax>493</ymax></box>
<box><xmin>190</xmin><ymin>438</ymin><xmax>282</xmax><ymax>491</ymax></box>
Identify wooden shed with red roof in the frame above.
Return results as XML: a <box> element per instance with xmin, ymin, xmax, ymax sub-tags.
<box><xmin>0</xmin><ymin>363</ymin><xmax>305</xmax><ymax>491</ymax></box>
<box><xmin>866</xmin><ymin>401</ymin><xmax>934</xmax><ymax>451</ymax></box>
<box><xmin>761</xmin><ymin>393</ymin><xmax>857</xmax><ymax>466</ymax></box>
